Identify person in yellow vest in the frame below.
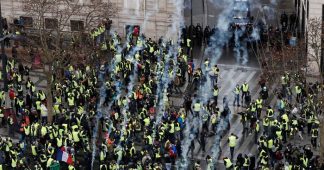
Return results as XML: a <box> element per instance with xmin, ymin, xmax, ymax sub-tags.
<box><xmin>72</xmin><ymin>125</ymin><xmax>80</xmax><ymax>148</ymax></box>
<box><xmin>255</xmin><ymin>97</ymin><xmax>263</xmax><ymax>118</ymax></box>
<box><xmin>46</xmin><ymin>157</ymin><xmax>55</xmax><ymax>168</ymax></box>
<box><xmin>266</xmin><ymin>106</ymin><xmax>274</xmax><ymax>118</ymax></box>
<box><xmin>0</xmin><ymin>90</ymin><xmax>5</xmax><ymax>106</ymax></box>
<box><xmin>101</xmin><ymin>42</ymin><xmax>107</xmax><ymax>51</ymax></box>
<box><xmin>169</xmin><ymin>120</ymin><xmax>175</xmax><ymax>138</ymax></box>
<box><xmin>243</xmin><ymin>154</ymin><xmax>250</xmax><ymax>169</ymax></box>
<box><xmin>213</xmin><ymin>85</ymin><xmax>219</xmax><ymax>106</ymax></box>
<box><xmin>39</xmin><ymin>153</ymin><xmax>47</xmax><ymax>168</ymax></box>
<box><xmin>206</xmin><ymin>155</ymin><xmax>214</xmax><ymax>170</ymax></box>
<box><xmin>223</xmin><ymin>157</ymin><xmax>233</xmax><ymax>169</ymax></box>
<box><xmin>311</xmin><ymin>126</ymin><xmax>319</xmax><ymax>148</ymax></box>
<box><xmin>175</xmin><ymin>121</ymin><xmax>181</xmax><ymax>139</ymax></box>
<box><xmin>228</xmin><ymin>133</ymin><xmax>238</xmax><ymax>160</ymax></box>
<box><xmin>143</xmin><ymin>116</ymin><xmax>150</xmax><ymax>127</ymax></box>
<box><xmin>275</xmin><ymin>125</ymin><xmax>283</xmax><ymax>141</ymax></box>
<box><xmin>31</xmin><ymin>141</ymin><xmax>38</xmax><ymax>160</ymax></box>
<box><xmin>0</xmin><ymin>109</ymin><xmax>4</xmax><ymax>127</ymax></box>
<box><xmin>295</xmin><ymin>84</ymin><xmax>302</xmax><ymax>103</ymax></box>
<box><xmin>99</xmin><ymin>146</ymin><xmax>107</xmax><ymax>164</ymax></box>
<box><xmin>233</xmin><ymin>84</ymin><xmax>240</xmax><ymax>107</ymax></box>
<box><xmin>68</xmin><ymin>164</ymin><xmax>76</xmax><ymax>170</ymax></box>
<box><xmin>24</xmin><ymin>123</ymin><xmax>31</xmax><ymax>144</ymax></box>
<box><xmin>100</xmin><ymin>164</ymin><xmax>108</xmax><ymax>170</ymax></box>
<box><xmin>210</xmin><ymin>112</ymin><xmax>218</xmax><ymax>132</ymax></box>
<box><xmin>241</xmin><ymin>82</ymin><xmax>249</xmax><ymax>104</ymax></box>
<box><xmin>193</xmin><ymin>99</ymin><xmax>201</xmax><ymax>117</ymax></box>
<box><xmin>67</xmin><ymin>95</ymin><xmax>75</xmax><ymax>109</ymax></box>
<box><xmin>254</xmin><ymin>120</ymin><xmax>260</xmax><ymax>144</ymax></box>
<box><xmin>146</xmin><ymin>134</ymin><xmax>153</xmax><ymax>146</ymax></box>
<box><xmin>307</xmin><ymin>114</ymin><xmax>316</xmax><ymax>135</ymax></box>
<box><xmin>210</xmin><ymin>65</ymin><xmax>220</xmax><ymax>85</ymax></box>
<box><xmin>40</xmin><ymin>102</ymin><xmax>48</xmax><ymax>124</ymax></box>
<box><xmin>300</xmin><ymin>154</ymin><xmax>308</xmax><ymax>169</ymax></box>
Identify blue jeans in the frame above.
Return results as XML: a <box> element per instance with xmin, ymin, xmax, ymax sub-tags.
<box><xmin>233</xmin><ymin>94</ymin><xmax>240</xmax><ymax>106</ymax></box>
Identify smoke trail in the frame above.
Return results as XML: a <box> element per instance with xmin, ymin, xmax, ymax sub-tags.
<box><xmin>203</xmin><ymin>0</ymin><xmax>275</xmax><ymax>166</ymax></box>
<box><xmin>116</xmin><ymin>43</ymin><xmax>142</xmax><ymax>165</ymax></box>
<box><xmin>91</xmin><ymin>27</ymin><xmax>129</xmax><ymax>169</ymax></box>
<box><xmin>152</xmin><ymin>0</ymin><xmax>185</xmax><ymax>142</ymax></box>
<box><xmin>91</xmin><ymin>69</ymin><xmax>106</xmax><ymax>169</ymax></box>
<box><xmin>210</xmin><ymin>112</ymin><xmax>231</xmax><ymax>164</ymax></box>
<box><xmin>270</xmin><ymin>0</ymin><xmax>278</xmax><ymax>5</ymax></box>
<box><xmin>112</xmin><ymin>3</ymin><xmax>163</xmax><ymax>165</ymax></box>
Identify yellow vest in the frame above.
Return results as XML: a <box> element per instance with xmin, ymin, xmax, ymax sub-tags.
<box><xmin>169</xmin><ymin>123</ymin><xmax>175</xmax><ymax>134</ymax></box>
<box><xmin>40</xmin><ymin>93</ymin><xmax>46</xmax><ymax>101</ymax></box>
<box><xmin>194</xmin><ymin>103</ymin><xmax>201</xmax><ymax>112</ymax></box>
<box><xmin>68</xmin><ymin>97</ymin><xmax>74</xmax><ymax>106</ymax></box>
<box><xmin>41</xmin><ymin>126</ymin><xmax>47</xmax><ymax>137</ymax></box>
<box><xmin>213</xmin><ymin>88</ymin><xmax>219</xmax><ymax>96</ymax></box>
<box><xmin>295</xmin><ymin>86</ymin><xmax>301</xmax><ymax>94</ymax></box>
<box><xmin>175</xmin><ymin>123</ymin><xmax>180</xmax><ymax>131</ymax></box>
<box><xmin>31</xmin><ymin>145</ymin><xmax>37</xmax><ymax>156</ymax></box>
<box><xmin>186</xmin><ymin>39</ymin><xmax>191</xmax><ymax>47</ymax></box>
<box><xmin>267</xmin><ymin>139</ymin><xmax>273</xmax><ymax>149</ymax></box>
<box><xmin>256</xmin><ymin>123</ymin><xmax>260</xmax><ymax>132</ymax></box>
<box><xmin>11</xmin><ymin>158</ymin><xmax>17</xmax><ymax>168</ymax></box>
<box><xmin>100</xmin><ymin>151</ymin><xmax>106</xmax><ymax>161</ymax></box>
<box><xmin>147</xmin><ymin>136</ymin><xmax>153</xmax><ymax>145</ymax></box>
<box><xmin>228</xmin><ymin>135</ymin><xmax>237</xmax><ymax>147</ymax></box>
<box><xmin>234</xmin><ymin>87</ymin><xmax>240</xmax><ymax>94</ymax></box>
<box><xmin>242</xmin><ymin>84</ymin><xmax>249</xmax><ymax>92</ymax></box>
<box><xmin>68</xmin><ymin>165</ymin><xmax>75</xmax><ymax>170</ymax></box>
<box><xmin>144</xmin><ymin>117</ymin><xmax>150</xmax><ymax>126</ymax></box>
<box><xmin>276</xmin><ymin>130</ymin><xmax>282</xmax><ymax>140</ymax></box>
<box><xmin>53</xmin><ymin>104</ymin><xmax>60</xmax><ymax>114</ymax></box>
<box><xmin>46</xmin><ymin>158</ymin><xmax>54</xmax><ymax>167</ymax></box>
<box><xmin>256</xmin><ymin>99</ymin><xmax>262</xmax><ymax>108</ymax></box>
<box><xmin>57</xmin><ymin>138</ymin><xmax>62</xmax><ymax>147</ymax></box>
<box><xmin>24</xmin><ymin>126</ymin><xmax>30</xmax><ymax>135</ymax></box>
<box><xmin>211</xmin><ymin>115</ymin><xmax>217</xmax><ymax>124</ymax></box>
<box><xmin>224</xmin><ymin>158</ymin><xmax>232</xmax><ymax>168</ymax></box>
<box><xmin>36</xmin><ymin>101</ymin><xmax>41</xmax><ymax>110</ymax></box>
<box><xmin>72</xmin><ymin>131</ymin><xmax>80</xmax><ymax>142</ymax></box>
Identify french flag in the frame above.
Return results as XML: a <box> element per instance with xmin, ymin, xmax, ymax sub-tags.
<box><xmin>56</xmin><ymin>147</ymin><xmax>73</xmax><ymax>165</ymax></box>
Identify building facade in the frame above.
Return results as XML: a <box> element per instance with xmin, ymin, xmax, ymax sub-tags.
<box><xmin>1</xmin><ymin>0</ymin><xmax>180</xmax><ymax>40</ymax></box>
<box><xmin>296</xmin><ymin>0</ymin><xmax>324</xmax><ymax>75</ymax></box>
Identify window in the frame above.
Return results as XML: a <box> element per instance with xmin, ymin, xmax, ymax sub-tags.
<box><xmin>1</xmin><ymin>18</ymin><xmax>8</xmax><ymax>30</ymax></box>
<box><xmin>124</xmin><ymin>0</ymin><xmax>140</xmax><ymax>10</ymax></box>
<box><xmin>44</xmin><ymin>18</ymin><xmax>58</xmax><ymax>29</ymax></box>
<box><xmin>20</xmin><ymin>16</ymin><xmax>33</xmax><ymax>27</ymax></box>
<box><xmin>70</xmin><ymin>20</ymin><xmax>84</xmax><ymax>31</ymax></box>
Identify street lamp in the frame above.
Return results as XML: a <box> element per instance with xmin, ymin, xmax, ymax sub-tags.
<box><xmin>0</xmin><ymin>1</ymin><xmax>8</xmax><ymax>92</ymax></box>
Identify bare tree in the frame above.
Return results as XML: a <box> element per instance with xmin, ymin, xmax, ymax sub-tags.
<box><xmin>21</xmin><ymin>0</ymin><xmax>116</xmax><ymax>122</ymax></box>
<box><xmin>307</xmin><ymin>18</ymin><xmax>323</xmax><ymax>78</ymax></box>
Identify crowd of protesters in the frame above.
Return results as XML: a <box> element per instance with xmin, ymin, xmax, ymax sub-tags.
<box><xmin>0</xmin><ymin>10</ymin><xmax>322</xmax><ymax>170</ymax></box>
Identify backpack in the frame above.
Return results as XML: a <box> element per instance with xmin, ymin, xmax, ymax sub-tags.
<box><xmin>275</xmin><ymin>151</ymin><xmax>283</xmax><ymax>160</ymax></box>
<box><xmin>169</xmin><ymin>146</ymin><xmax>177</xmax><ymax>158</ymax></box>
<box><xmin>9</xmin><ymin>89</ymin><xmax>15</xmax><ymax>100</ymax></box>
